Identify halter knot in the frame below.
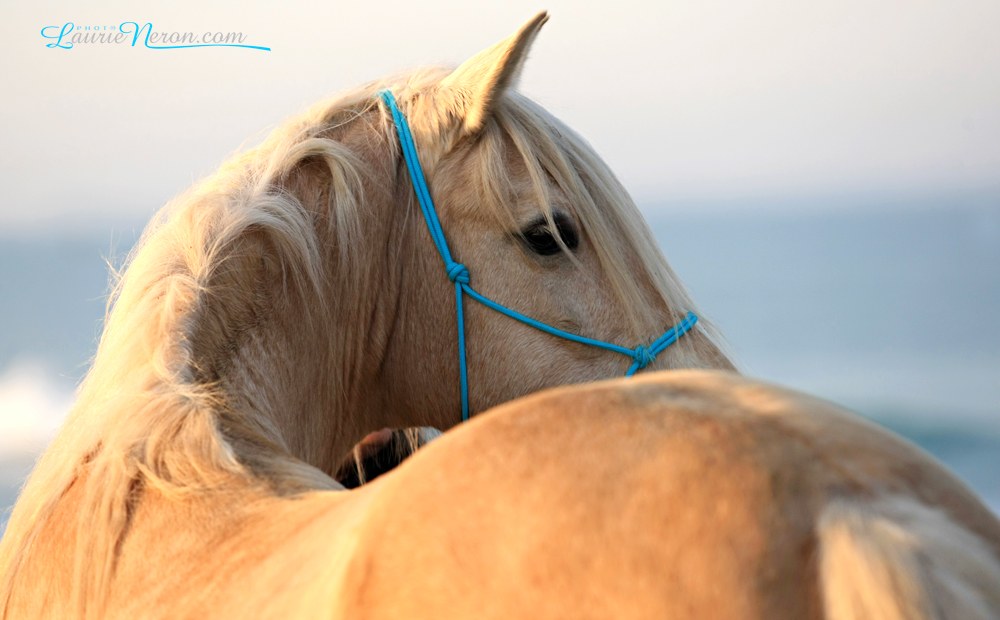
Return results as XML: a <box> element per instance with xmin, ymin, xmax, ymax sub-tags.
<box><xmin>632</xmin><ymin>345</ymin><xmax>656</xmax><ymax>370</ymax></box>
<box><xmin>446</xmin><ymin>263</ymin><xmax>470</xmax><ymax>284</ymax></box>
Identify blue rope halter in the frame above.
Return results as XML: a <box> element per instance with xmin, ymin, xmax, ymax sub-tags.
<box><xmin>379</xmin><ymin>90</ymin><xmax>698</xmax><ymax>422</ymax></box>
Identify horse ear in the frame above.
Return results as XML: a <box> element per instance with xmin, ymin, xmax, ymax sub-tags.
<box><xmin>440</xmin><ymin>11</ymin><xmax>549</xmax><ymax>136</ymax></box>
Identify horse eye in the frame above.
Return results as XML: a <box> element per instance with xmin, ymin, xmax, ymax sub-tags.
<box><xmin>521</xmin><ymin>215</ymin><xmax>579</xmax><ymax>256</ymax></box>
<box><xmin>523</xmin><ymin>228</ymin><xmax>561</xmax><ymax>255</ymax></box>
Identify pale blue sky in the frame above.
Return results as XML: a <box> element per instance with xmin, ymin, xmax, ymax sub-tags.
<box><xmin>2</xmin><ymin>0</ymin><xmax>998</xmax><ymax>231</ymax></box>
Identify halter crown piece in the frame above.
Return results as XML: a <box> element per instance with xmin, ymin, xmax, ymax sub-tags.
<box><xmin>379</xmin><ymin>90</ymin><xmax>698</xmax><ymax>422</ymax></box>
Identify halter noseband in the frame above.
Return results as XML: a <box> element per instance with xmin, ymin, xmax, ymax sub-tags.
<box><xmin>379</xmin><ymin>90</ymin><xmax>698</xmax><ymax>421</ymax></box>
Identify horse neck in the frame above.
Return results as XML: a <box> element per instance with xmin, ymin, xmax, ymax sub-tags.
<box><xmin>0</xmin><ymin>130</ymin><xmax>418</xmax><ymax>617</ymax></box>
<box><xmin>211</xmin><ymin>125</ymin><xmax>425</xmax><ymax>480</ymax></box>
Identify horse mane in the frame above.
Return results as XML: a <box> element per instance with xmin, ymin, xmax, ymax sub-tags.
<box><xmin>0</xmin><ymin>67</ymin><xmax>720</xmax><ymax>618</ymax></box>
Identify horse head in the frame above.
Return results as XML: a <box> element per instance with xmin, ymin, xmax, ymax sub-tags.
<box><xmin>322</xmin><ymin>12</ymin><xmax>733</xmax><ymax>434</ymax></box>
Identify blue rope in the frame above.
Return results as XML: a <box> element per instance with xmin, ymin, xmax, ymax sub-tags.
<box><xmin>379</xmin><ymin>90</ymin><xmax>698</xmax><ymax>422</ymax></box>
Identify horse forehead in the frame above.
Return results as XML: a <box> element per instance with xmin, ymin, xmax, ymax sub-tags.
<box><xmin>435</xmin><ymin>139</ymin><xmax>573</xmax><ymax>223</ymax></box>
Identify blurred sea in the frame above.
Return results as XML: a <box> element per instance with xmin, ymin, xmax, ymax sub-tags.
<box><xmin>1</xmin><ymin>202</ymin><xmax>998</xmax><ymax>535</ymax></box>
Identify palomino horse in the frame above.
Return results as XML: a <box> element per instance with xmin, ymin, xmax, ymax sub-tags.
<box><xmin>4</xmin><ymin>12</ymin><xmax>995</xmax><ymax>619</ymax></box>
<box><xmin>1</xmin><ymin>12</ymin><xmax>733</xmax><ymax>618</ymax></box>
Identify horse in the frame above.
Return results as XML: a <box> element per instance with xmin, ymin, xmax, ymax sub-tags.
<box><xmin>0</xmin><ymin>12</ymin><xmax>734</xmax><ymax>618</ymax></box>
<box><xmin>4</xmin><ymin>12</ymin><xmax>998</xmax><ymax>618</ymax></box>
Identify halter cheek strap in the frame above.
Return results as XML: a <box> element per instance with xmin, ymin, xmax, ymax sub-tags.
<box><xmin>379</xmin><ymin>90</ymin><xmax>698</xmax><ymax>422</ymax></box>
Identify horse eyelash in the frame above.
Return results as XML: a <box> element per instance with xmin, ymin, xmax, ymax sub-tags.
<box><xmin>521</xmin><ymin>213</ymin><xmax>579</xmax><ymax>255</ymax></box>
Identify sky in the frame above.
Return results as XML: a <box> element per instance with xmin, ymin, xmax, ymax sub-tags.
<box><xmin>2</xmin><ymin>0</ymin><xmax>999</xmax><ymax>233</ymax></box>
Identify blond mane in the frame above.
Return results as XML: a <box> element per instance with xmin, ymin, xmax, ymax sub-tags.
<box><xmin>0</xmin><ymin>67</ymin><xmax>720</xmax><ymax>617</ymax></box>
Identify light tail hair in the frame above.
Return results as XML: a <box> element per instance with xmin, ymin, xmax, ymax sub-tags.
<box><xmin>818</xmin><ymin>495</ymin><xmax>1000</xmax><ymax>620</ymax></box>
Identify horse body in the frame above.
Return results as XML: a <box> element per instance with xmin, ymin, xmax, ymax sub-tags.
<box><xmin>334</xmin><ymin>370</ymin><xmax>1000</xmax><ymax>620</ymax></box>
<box><xmin>7</xmin><ymin>371</ymin><xmax>998</xmax><ymax>619</ymax></box>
